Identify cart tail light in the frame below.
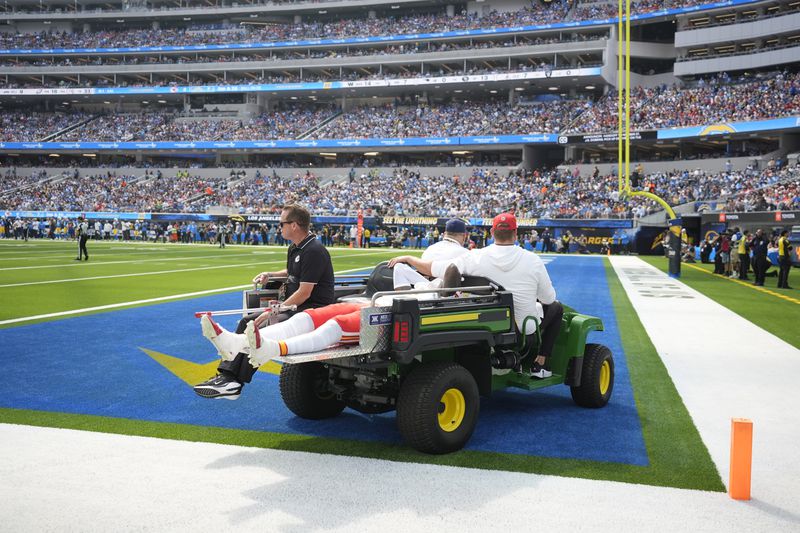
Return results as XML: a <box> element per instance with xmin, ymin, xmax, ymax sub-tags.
<box><xmin>392</xmin><ymin>315</ymin><xmax>411</xmax><ymax>349</ymax></box>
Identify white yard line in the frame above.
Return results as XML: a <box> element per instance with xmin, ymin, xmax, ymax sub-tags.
<box><xmin>1</xmin><ymin>424</ymin><xmax>795</xmax><ymax>532</ymax></box>
<box><xmin>0</xmin><ymin>261</ymin><xmax>281</xmax><ymax>288</ymax></box>
<box><xmin>0</xmin><ymin>265</ymin><xmax>372</xmax><ymax>325</ymax></box>
<box><xmin>0</xmin><ymin>252</ymin><xmax>282</xmax><ymax>271</ymax></box>
<box><xmin>609</xmin><ymin>255</ymin><xmax>800</xmax><ymax>515</ymax></box>
<box><xmin>0</xmin><ymin>284</ymin><xmax>252</xmax><ymax>325</ymax></box>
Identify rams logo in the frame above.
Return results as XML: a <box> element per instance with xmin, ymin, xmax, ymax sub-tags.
<box><xmin>698</xmin><ymin>124</ymin><xmax>736</xmax><ymax>136</ymax></box>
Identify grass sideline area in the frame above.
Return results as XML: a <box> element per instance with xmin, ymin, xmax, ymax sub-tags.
<box><xmin>639</xmin><ymin>256</ymin><xmax>799</xmax><ymax>350</ymax></box>
<box><xmin>0</xmin><ymin>241</ymin><xmax>722</xmax><ymax>489</ymax></box>
<box><xmin>0</xmin><ymin>240</ymin><xmax>420</xmax><ymax>325</ymax></box>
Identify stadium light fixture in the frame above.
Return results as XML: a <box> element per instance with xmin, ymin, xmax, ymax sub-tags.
<box><xmin>585</xmin><ymin>85</ymin><xmax>595</xmax><ymax>89</ymax></box>
<box><xmin>391</xmin><ymin>5</ymin><xmax>400</xmax><ymax>8</ymax></box>
<box><xmin>319</xmin><ymin>152</ymin><xmax>337</xmax><ymax>157</ymax></box>
<box><xmin>183</xmin><ymin>17</ymin><xmax>191</xmax><ymax>21</ymax></box>
<box><xmin>452</xmin><ymin>151</ymin><xmax>472</xmax><ymax>155</ymax></box>
<box><xmin>103</xmin><ymin>101</ymin><xmax>111</xmax><ymax>104</ymax></box>
<box><xmin>364</xmin><ymin>152</ymin><xmax>379</xmax><ymax>156</ymax></box>
<box><xmin>454</xmin><ymin>90</ymin><xmax>462</xmax><ymax>93</ymax></box>
<box><xmin>514</xmin><ymin>87</ymin><xmax>524</xmax><ymax>91</ymax></box>
<box><xmin>48</xmin><ymin>154</ymin><xmax>60</xmax><ymax>157</ymax></box>
<box><xmin>157</xmin><ymin>100</ymin><xmax>167</xmax><ymax>104</ymax></box>
<box><xmin>489</xmin><ymin>90</ymin><xmax>497</xmax><ymax>94</ymax></box>
<box><xmin>290</xmin><ymin>96</ymin><xmax>298</xmax><ymax>99</ymax></box>
<box><xmin>82</xmin><ymin>154</ymin><xmax>96</xmax><ymax>157</ymax></box>
<box><xmin>319</xmin><ymin>10</ymin><xmax>327</xmax><ymax>14</ymax></box>
<box><xmin>548</xmin><ymin>86</ymin><xmax>558</xmax><ymax>90</ymax></box>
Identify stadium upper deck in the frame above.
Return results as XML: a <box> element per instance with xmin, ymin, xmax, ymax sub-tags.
<box><xmin>0</xmin><ymin>0</ymin><xmax>798</xmax><ymax>169</ymax></box>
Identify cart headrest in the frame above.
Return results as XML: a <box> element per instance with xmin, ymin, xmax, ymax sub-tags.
<box><xmin>365</xmin><ymin>261</ymin><xmax>396</xmax><ymax>297</ymax></box>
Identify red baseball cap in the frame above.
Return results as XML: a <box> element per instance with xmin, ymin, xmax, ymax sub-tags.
<box><xmin>492</xmin><ymin>213</ymin><xmax>517</xmax><ymax>230</ymax></box>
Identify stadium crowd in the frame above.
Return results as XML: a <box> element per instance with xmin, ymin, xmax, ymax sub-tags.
<box><xmin>3</xmin><ymin>163</ymin><xmax>797</xmax><ymax>218</ymax></box>
<box><xmin>0</xmin><ymin>33</ymin><xmax>606</xmax><ymax>68</ymax></box>
<box><xmin>0</xmin><ymin>170</ymin><xmax>228</xmax><ymax>213</ymax></box>
<box><xmin>2</xmin><ymin>70</ymin><xmax>797</xmax><ymax>143</ymax></box>
<box><xmin>0</xmin><ymin>5</ymin><xmax>572</xmax><ymax>51</ymax></box>
<box><xmin>566</xmin><ymin>71</ymin><xmax>800</xmax><ymax>132</ymax></box>
<box><xmin>0</xmin><ymin>0</ymin><xmax>733</xmax><ymax>54</ymax></box>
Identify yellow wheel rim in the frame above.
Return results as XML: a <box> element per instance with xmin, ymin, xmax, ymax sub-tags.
<box><xmin>599</xmin><ymin>360</ymin><xmax>611</xmax><ymax>395</ymax></box>
<box><xmin>438</xmin><ymin>388</ymin><xmax>466</xmax><ymax>432</ymax></box>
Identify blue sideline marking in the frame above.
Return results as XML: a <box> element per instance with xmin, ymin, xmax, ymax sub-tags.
<box><xmin>0</xmin><ymin>256</ymin><xmax>647</xmax><ymax>465</ymax></box>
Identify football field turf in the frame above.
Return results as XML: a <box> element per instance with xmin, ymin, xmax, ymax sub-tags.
<box><xmin>0</xmin><ymin>240</ymin><xmax>730</xmax><ymax>490</ymax></box>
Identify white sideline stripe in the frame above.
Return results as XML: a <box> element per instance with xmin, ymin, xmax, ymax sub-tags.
<box><xmin>609</xmin><ymin>256</ymin><xmax>800</xmax><ymax>514</ymax></box>
<box><xmin>2</xmin><ymin>424</ymin><xmax>796</xmax><ymax>532</ymax></box>
<box><xmin>0</xmin><ymin>261</ymin><xmax>283</xmax><ymax>288</ymax></box>
<box><xmin>0</xmin><ymin>252</ymin><xmax>281</xmax><ymax>271</ymax></box>
<box><xmin>0</xmin><ymin>265</ymin><xmax>372</xmax><ymax>325</ymax></box>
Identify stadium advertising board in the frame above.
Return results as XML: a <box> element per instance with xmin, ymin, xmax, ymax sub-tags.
<box><xmin>0</xmin><ymin>69</ymin><xmax>602</xmax><ymax>98</ymax></box>
<box><xmin>700</xmin><ymin>210</ymin><xmax>799</xmax><ymax>226</ymax></box>
<box><xmin>657</xmin><ymin>116</ymin><xmax>800</xmax><ymax>140</ymax></box>
<box><xmin>558</xmin><ymin>131</ymin><xmax>657</xmax><ymax>144</ymax></box>
<box><xmin>0</xmin><ymin>0</ymin><xmax>761</xmax><ymax>56</ymax></box>
<box><xmin>0</xmin><ymin>135</ymin><xmax>556</xmax><ymax>151</ymax></box>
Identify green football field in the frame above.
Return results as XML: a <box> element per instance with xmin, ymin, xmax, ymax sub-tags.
<box><xmin>0</xmin><ymin>240</ymin><xmax>417</xmax><ymax>325</ymax></box>
<box><xmin>4</xmin><ymin>238</ymin><xmax>796</xmax><ymax>490</ymax></box>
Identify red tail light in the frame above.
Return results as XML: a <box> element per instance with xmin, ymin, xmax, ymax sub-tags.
<box><xmin>393</xmin><ymin>320</ymin><xmax>410</xmax><ymax>345</ymax></box>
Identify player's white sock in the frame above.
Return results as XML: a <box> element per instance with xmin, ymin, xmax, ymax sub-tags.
<box><xmin>284</xmin><ymin>320</ymin><xmax>344</xmax><ymax>354</ymax></box>
<box><xmin>200</xmin><ymin>314</ymin><xmax>248</xmax><ymax>361</ymax></box>
<box><xmin>258</xmin><ymin>312</ymin><xmax>314</xmax><ymax>340</ymax></box>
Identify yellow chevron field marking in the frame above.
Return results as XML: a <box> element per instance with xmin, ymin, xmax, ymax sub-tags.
<box><xmin>139</xmin><ymin>347</ymin><xmax>281</xmax><ymax>386</ymax></box>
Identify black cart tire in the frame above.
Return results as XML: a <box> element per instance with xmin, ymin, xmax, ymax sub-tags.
<box><xmin>279</xmin><ymin>362</ymin><xmax>345</xmax><ymax>419</ymax></box>
<box><xmin>396</xmin><ymin>362</ymin><xmax>479</xmax><ymax>454</ymax></box>
<box><xmin>570</xmin><ymin>343</ymin><xmax>614</xmax><ymax>408</ymax></box>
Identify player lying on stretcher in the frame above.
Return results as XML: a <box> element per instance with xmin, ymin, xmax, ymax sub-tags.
<box><xmin>200</xmin><ymin>263</ymin><xmax>462</xmax><ymax>368</ymax></box>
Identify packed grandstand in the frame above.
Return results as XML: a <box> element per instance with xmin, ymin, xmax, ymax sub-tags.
<box><xmin>1</xmin><ymin>0</ymin><xmax>799</xmax><ymax>227</ymax></box>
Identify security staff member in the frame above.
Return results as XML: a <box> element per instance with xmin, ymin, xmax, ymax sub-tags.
<box><xmin>737</xmin><ymin>229</ymin><xmax>750</xmax><ymax>280</ymax></box>
<box><xmin>194</xmin><ymin>204</ymin><xmax>335</xmax><ymax>399</ymax></box>
<box><xmin>751</xmin><ymin>229</ymin><xmax>769</xmax><ymax>287</ymax></box>
<box><xmin>778</xmin><ymin>230</ymin><xmax>793</xmax><ymax>289</ymax></box>
<box><xmin>74</xmin><ymin>216</ymin><xmax>89</xmax><ymax>261</ymax></box>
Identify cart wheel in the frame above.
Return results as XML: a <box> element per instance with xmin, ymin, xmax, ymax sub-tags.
<box><xmin>280</xmin><ymin>362</ymin><xmax>345</xmax><ymax>419</ymax></box>
<box><xmin>397</xmin><ymin>362</ymin><xmax>479</xmax><ymax>454</ymax></box>
<box><xmin>570</xmin><ymin>344</ymin><xmax>614</xmax><ymax>408</ymax></box>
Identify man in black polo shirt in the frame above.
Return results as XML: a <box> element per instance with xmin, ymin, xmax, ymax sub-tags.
<box><xmin>194</xmin><ymin>204</ymin><xmax>334</xmax><ymax>400</ymax></box>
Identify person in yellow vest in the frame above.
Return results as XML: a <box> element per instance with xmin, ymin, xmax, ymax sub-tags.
<box><xmin>560</xmin><ymin>231</ymin><xmax>571</xmax><ymax>254</ymax></box>
<box><xmin>737</xmin><ymin>229</ymin><xmax>750</xmax><ymax>281</ymax></box>
<box><xmin>363</xmin><ymin>227</ymin><xmax>371</xmax><ymax>248</ymax></box>
<box><xmin>777</xmin><ymin>230</ymin><xmax>793</xmax><ymax>289</ymax></box>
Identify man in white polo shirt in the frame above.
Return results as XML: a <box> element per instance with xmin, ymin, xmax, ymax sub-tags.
<box><xmin>389</xmin><ymin>212</ymin><xmax>562</xmax><ymax>378</ymax></box>
<box><xmin>422</xmin><ymin>218</ymin><xmax>469</xmax><ymax>261</ymax></box>
<box><xmin>392</xmin><ymin>218</ymin><xmax>469</xmax><ymax>291</ymax></box>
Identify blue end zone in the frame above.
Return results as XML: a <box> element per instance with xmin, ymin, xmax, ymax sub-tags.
<box><xmin>0</xmin><ymin>256</ymin><xmax>647</xmax><ymax>466</ymax></box>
